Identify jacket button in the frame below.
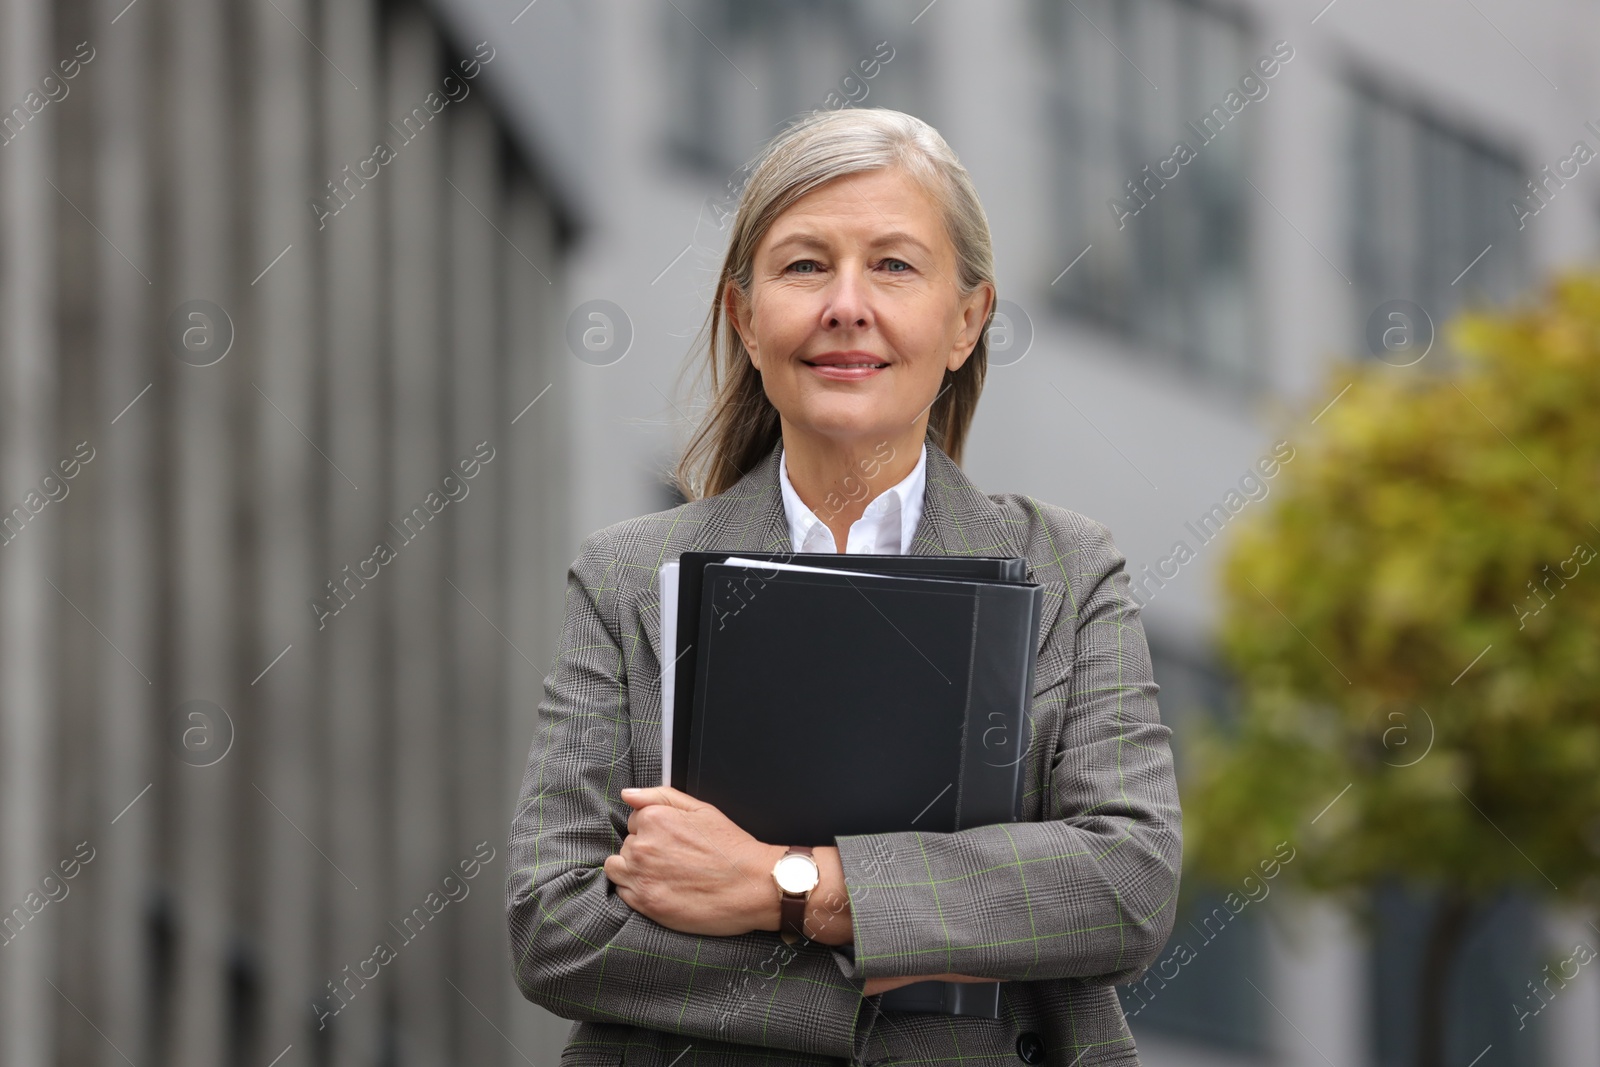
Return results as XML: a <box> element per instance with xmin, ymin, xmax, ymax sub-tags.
<box><xmin>1016</xmin><ymin>1031</ymin><xmax>1045</xmax><ymax>1064</ymax></box>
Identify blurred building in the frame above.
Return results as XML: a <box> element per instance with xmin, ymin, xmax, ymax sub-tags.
<box><xmin>6</xmin><ymin>0</ymin><xmax>1600</xmax><ymax>1065</ymax></box>
<box><xmin>1</xmin><ymin>0</ymin><xmax>576</xmax><ymax>1064</ymax></box>
<box><xmin>434</xmin><ymin>0</ymin><xmax>1600</xmax><ymax>1065</ymax></box>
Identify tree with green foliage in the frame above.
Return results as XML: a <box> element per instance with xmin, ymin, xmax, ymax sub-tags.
<box><xmin>1184</xmin><ymin>273</ymin><xmax>1600</xmax><ymax>1067</ymax></box>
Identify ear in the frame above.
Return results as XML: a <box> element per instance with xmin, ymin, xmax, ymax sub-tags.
<box><xmin>947</xmin><ymin>281</ymin><xmax>995</xmax><ymax>373</ymax></box>
<box><xmin>725</xmin><ymin>279</ymin><xmax>759</xmax><ymax>368</ymax></box>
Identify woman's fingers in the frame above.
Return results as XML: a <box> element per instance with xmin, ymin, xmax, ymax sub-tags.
<box><xmin>620</xmin><ymin>785</ymin><xmax>703</xmax><ymax>811</ymax></box>
<box><xmin>862</xmin><ymin>975</ymin><xmax>918</xmax><ymax>996</ymax></box>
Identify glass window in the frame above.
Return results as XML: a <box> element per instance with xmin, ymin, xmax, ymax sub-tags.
<box><xmin>1040</xmin><ymin>0</ymin><xmax>1256</xmax><ymax>384</ymax></box>
<box><xmin>1369</xmin><ymin>885</ymin><xmax>1544</xmax><ymax>1067</ymax></box>
<box><xmin>1123</xmin><ymin>641</ymin><xmax>1269</xmax><ymax>1052</ymax></box>
<box><xmin>1346</xmin><ymin>78</ymin><xmax>1526</xmax><ymax>357</ymax></box>
<box><xmin>663</xmin><ymin>0</ymin><xmax>920</xmax><ymax>183</ymax></box>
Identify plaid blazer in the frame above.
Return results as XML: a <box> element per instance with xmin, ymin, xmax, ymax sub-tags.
<box><xmin>507</xmin><ymin>438</ymin><xmax>1182</xmax><ymax>1067</ymax></box>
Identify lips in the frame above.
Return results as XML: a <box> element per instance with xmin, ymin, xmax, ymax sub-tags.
<box><xmin>802</xmin><ymin>352</ymin><xmax>889</xmax><ymax>370</ymax></box>
<box><xmin>804</xmin><ymin>363</ymin><xmax>886</xmax><ymax>381</ymax></box>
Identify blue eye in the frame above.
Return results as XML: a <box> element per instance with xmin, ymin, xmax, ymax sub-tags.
<box><xmin>787</xmin><ymin>260</ymin><xmax>819</xmax><ymax>273</ymax></box>
<box><xmin>883</xmin><ymin>258</ymin><xmax>911</xmax><ymax>272</ymax></box>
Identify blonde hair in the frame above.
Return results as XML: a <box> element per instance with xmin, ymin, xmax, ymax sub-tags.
<box><xmin>673</xmin><ymin>107</ymin><xmax>996</xmax><ymax>501</ymax></box>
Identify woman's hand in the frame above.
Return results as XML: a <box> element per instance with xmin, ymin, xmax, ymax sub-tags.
<box><xmin>862</xmin><ymin>973</ymin><xmax>998</xmax><ymax>996</ymax></box>
<box><xmin>604</xmin><ymin>785</ymin><xmax>785</xmax><ymax>937</ymax></box>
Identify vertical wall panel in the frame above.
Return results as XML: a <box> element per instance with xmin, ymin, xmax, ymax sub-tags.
<box><xmin>321</xmin><ymin>0</ymin><xmax>387</xmax><ymax>1064</ymax></box>
<box><xmin>53</xmin><ymin>0</ymin><xmax>103</xmax><ymax>1064</ymax></box>
<box><xmin>386</xmin><ymin>10</ymin><xmax>448</xmax><ymax>1060</ymax></box>
<box><xmin>447</xmin><ymin>97</ymin><xmax>505</xmax><ymax>1064</ymax></box>
<box><xmin>0</xmin><ymin>0</ymin><xmax>58</xmax><ymax>1063</ymax></box>
<box><xmin>502</xmin><ymin>168</ymin><xmax>573</xmax><ymax>1067</ymax></box>
<box><xmin>252</xmin><ymin>0</ymin><xmax>319</xmax><ymax>1059</ymax></box>
<box><xmin>93</xmin><ymin>0</ymin><xmax>157</xmax><ymax>1059</ymax></box>
<box><xmin>146</xmin><ymin>0</ymin><xmax>181</xmax><ymax>1054</ymax></box>
<box><xmin>167</xmin><ymin>0</ymin><xmax>235</xmax><ymax>1057</ymax></box>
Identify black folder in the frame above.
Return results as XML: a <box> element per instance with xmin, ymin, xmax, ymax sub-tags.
<box><xmin>674</xmin><ymin>555</ymin><xmax>1043</xmax><ymax>1019</ymax></box>
<box><xmin>670</xmin><ymin>551</ymin><xmax>1028</xmax><ymax>791</ymax></box>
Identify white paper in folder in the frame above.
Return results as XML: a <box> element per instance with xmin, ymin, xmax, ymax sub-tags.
<box><xmin>658</xmin><ymin>560</ymin><xmax>679</xmax><ymax>787</ymax></box>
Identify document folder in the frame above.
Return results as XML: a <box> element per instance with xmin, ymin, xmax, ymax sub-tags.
<box><xmin>670</xmin><ymin>554</ymin><xmax>1043</xmax><ymax>1019</ymax></box>
<box><xmin>669</xmin><ymin>551</ymin><xmax>1028</xmax><ymax>792</ymax></box>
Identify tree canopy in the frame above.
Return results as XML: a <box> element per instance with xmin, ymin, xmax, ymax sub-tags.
<box><xmin>1185</xmin><ymin>273</ymin><xmax>1600</xmax><ymax>908</ymax></box>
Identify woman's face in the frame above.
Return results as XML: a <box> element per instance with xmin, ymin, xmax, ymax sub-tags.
<box><xmin>728</xmin><ymin>166</ymin><xmax>993</xmax><ymax>453</ymax></box>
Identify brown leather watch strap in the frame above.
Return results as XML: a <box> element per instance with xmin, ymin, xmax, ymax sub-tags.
<box><xmin>779</xmin><ymin>845</ymin><xmax>815</xmax><ymax>943</ymax></box>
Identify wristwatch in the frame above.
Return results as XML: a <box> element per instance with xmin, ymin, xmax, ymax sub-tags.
<box><xmin>771</xmin><ymin>845</ymin><xmax>820</xmax><ymax>945</ymax></box>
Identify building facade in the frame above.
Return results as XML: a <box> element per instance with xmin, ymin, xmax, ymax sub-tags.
<box><xmin>0</xmin><ymin>0</ymin><xmax>575</xmax><ymax>1063</ymax></box>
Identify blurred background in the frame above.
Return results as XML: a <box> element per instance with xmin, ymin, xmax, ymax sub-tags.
<box><xmin>2</xmin><ymin>0</ymin><xmax>1597</xmax><ymax>1064</ymax></box>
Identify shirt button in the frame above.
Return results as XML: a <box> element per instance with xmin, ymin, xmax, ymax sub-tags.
<box><xmin>1015</xmin><ymin>1031</ymin><xmax>1045</xmax><ymax>1064</ymax></box>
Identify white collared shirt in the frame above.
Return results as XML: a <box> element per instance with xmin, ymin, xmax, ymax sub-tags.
<box><xmin>778</xmin><ymin>442</ymin><xmax>927</xmax><ymax>555</ymax></box>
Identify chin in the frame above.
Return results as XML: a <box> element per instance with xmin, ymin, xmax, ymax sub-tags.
<box><xmin>793</xmin><ymin>412</ymin><xmax>898</xmax><ymax>444</ymax></box>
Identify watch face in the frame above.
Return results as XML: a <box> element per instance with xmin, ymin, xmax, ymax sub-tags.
<box><xmin>774</xmin><ymin>854</ymin><xmax>820</xmax><ymax>894</ymax></box>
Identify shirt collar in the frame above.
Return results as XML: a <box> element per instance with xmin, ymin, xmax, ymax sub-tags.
<box><xmin>778</xmin><ymin>442</ymin><xmax>927</xmax><ymax>555</ymax></box>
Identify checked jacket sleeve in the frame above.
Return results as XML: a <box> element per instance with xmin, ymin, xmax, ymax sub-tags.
<box><xmin>506</xmin><ymin>530</ymin><xmax>876</xmax><ymax>1062</ymax></box>
<box><xmin>833</xmin><ymin>514</ymin><xmax>1183</xmax><ymax>986</ymax></box>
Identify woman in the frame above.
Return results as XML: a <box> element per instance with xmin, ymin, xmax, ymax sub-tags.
<box><xmin>507</xmin><ymin>108</ymin><xmax>1181</xmax><ymax>1067</ymax></box>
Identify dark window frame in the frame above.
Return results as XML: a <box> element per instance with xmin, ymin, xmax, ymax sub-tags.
<box><xmin>1037</xmin><ymin>0</ymin><xmax>1262</xmax><ymax>390</ymax></box>
<box><xmin>1342</xmin><ymin>67</ymin><xmax>1528</xmax><ymax>364</ymax></box>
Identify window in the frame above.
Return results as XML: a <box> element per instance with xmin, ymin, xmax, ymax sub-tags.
<box><xmin>1346</xmin><ymin>78</ymin><xmax>1526</xmax><ymax>358</ymax></box>
<box><xmin>1040</xmin><ymin>0</ymin><xmax>1256</xmax><ymax>384</ymax></box>
<box><xmin>1369</xmin><ymin>885</ymin><xmax>1543</xmax><ymax>1067</ymax></box>
<box><xmin>1123</xmin><ymin>642</ymin><xmax>1269</xmax><ymax>1052</ymax></box>
<box><xmin>664</xmin><ymin>0</ymin><xmax>919</xmax><ymax>183</ymax></box>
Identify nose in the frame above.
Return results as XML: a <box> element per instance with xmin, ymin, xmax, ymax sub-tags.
<box><xmin>820</xmin><ymin>261</ymin><xmax>871</xmax><ymax>330</ymax></box>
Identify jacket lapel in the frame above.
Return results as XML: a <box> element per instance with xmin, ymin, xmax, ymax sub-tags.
<box><xmin>910</xmin><ymin>442</ymin><xmax>1024</xmax><ymax>560</ymax></box>
<box><xmin>911</xmin><ymin>444</ymin><xmax>1067</xmax><ymax>664</ymax></box>
<box><xmin>637</xmin><ymin>442</ymin><xmax>788</xmax><ymax>674</ymax></box>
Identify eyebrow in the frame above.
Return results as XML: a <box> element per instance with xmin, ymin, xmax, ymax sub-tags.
<box><xmin>765</xmin><ymin>230</ymin><xmax>935</xmax><ymax>257</ymax></box>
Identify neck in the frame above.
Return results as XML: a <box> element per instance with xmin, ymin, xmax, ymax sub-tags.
<box><xmin>780</xmin><ymin>421</ymin><xmax>925</xmax><ymax>552</ymax></box>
